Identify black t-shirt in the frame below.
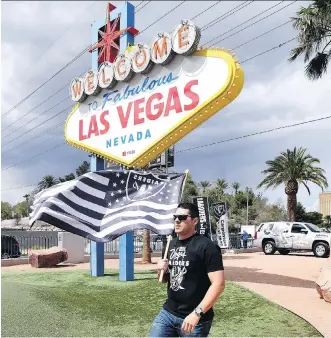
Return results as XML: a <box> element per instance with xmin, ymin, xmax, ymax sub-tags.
<box><xmin>162</xmin><ymin>233</ymin><xmax>224</xmax><ymax>321</ymax></box>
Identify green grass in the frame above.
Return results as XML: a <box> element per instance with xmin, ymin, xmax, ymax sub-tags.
<box><xmin>1</xmin><ymin>269</ymin><xmax>321</xmax><ymax>337</ymax></box>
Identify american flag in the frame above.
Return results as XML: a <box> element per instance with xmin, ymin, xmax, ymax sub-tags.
<box><xmin>29</xmin><ymin>169</ymin><xmax>186</xmax><ymax>242</ymax></box>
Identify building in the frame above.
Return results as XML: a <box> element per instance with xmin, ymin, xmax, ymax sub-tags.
<box><xmin>319</xmin><ymin>192</ymin><xmax>331</xmax><ymax>218</ymax></box>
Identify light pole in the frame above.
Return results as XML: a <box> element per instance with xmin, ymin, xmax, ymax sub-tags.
<box><xmin>23</xmin><ymin>194</ymin><xmax>30</xmax><ymax>217</ymax></box>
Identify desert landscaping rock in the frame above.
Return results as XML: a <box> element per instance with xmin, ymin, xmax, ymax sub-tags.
<box><xmin>28</xmin><ymin>246</ymin><xmax>68</xmax><ymax>268</ymax></box>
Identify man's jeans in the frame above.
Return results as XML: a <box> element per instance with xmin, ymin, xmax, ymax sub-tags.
<box><xmin>149</xmin><ymin>308</ymin><xmax>212</xmax><ymax>337</ymax></box>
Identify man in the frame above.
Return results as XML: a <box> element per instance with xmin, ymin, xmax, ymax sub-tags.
<box><xmin>149</xmin><ymin>202</ymin><xmax>225</xmax><ymax>337</ymax></box>
<box><xmin>241</xmin><ymin>230</ymin><xmax>249</xmax><ymax>249</ymax></box>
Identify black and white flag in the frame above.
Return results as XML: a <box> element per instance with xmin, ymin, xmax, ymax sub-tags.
<box><xmin>193</xmin><ymin>196</ymin><xmax>212</xmax><ymax>239</ymax></box>
<box><xmin>29</xmin><ymin>170</ymin><xmax>186</xmax><ymax>242</ymax></box>
<box><xmin>212</xmin><ymin>202</ymin><xmax>230</xmax><ymax>249</ymax></box>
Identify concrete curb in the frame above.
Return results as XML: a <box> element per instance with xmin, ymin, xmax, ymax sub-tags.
<box><xmin>1</xmin><ymin>249</ymin><xmax>261</xmax><ymax>267</ymax></box>
<box><xmin>1</xmin><ymin>252</ymin><xmax>162</xmax><ymax>267</ymax></box>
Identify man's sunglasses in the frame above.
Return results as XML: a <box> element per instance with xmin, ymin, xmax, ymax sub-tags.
<box><xmin>173</xmin><ymin>214</ymin><xmax>192</xmax><ymax>221</ymax></box>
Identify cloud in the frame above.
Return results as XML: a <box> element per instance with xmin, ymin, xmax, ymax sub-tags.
<box><xmin>1</xmin><ymin>0</ymin><xmax>330</xmax><ymax>213</ymax></box>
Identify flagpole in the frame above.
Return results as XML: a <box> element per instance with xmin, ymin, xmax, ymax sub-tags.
<box><xmin>158</xmin><ymin>234</ymin><xmax>172</xmax><ymax>282</ymax></box>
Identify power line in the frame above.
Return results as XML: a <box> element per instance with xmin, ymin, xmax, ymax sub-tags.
<box><xmin>231</xmin><ymin>20</ymin><xmax>291</xmax><ymax>50</ymax></box>
<box><xmin>139</xmin><ymin>1</ymin><xmax>187</xmax><ymax>34</ymax></box>
<box><xmin>206</xmin><ymin>0</ymin><xmax>296</xmax><ymax>47</ymax></box>
<box><xmin>1</xmin><ymin>143</ymin><xmax>66</xmax><ymax>172</ymax></box>
<box><xmin>2</xmin><ymin>47</ymin><xmax>88</xmax><ymax>118</ymax></box>
<box><xmin>13</xmin><ymin>1</ymin><xmax>97</xmax><ymax>83</ymax></box>
<box><xmin>135</xmin><ymin>0</ymin><xmax>151</xmax><ymax>13</ymax></box>
<box><xmin>2</xmin><ymin>97</ymin><xmax>70</xmax><ymax>137</ymax></box>
<box><xmin>176</xmin><ymin>115</ymin><xmax>331</xmax><ymax>153</ymax></box>
<box><xmin>2</xmin><ymin>122</ymin><xmax>64</xmax><ymax>156</ymax></box>
<box><xmin>4</xmin><ymin>132</ymin><xmax>63</xmax><ymax>161</ymax></box>
<box><xmin>191</xmin><ymin>1</ymin><xmax>222</xmax><ymax>20</ymax></box>
<box><xmin>240</xmin><ymin>37</ymin><xmax>296</xmax><ymax>63</ymax></box>
<box><xmin>2</xmin><ymin>105</ymin><xmax>73</xmax><ymax>147</ymax></box>
<box><xmin>201</xmin><ymin>1</ymin><xmax>254</xmax><ymax>31</ymax></box>
<box><xmin>1</xmin><ymin>183</ymin><xmax>38</xmax><ymax>192</ymax></box>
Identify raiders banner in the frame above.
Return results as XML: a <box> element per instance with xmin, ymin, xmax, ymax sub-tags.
<box><xmin>211</xmin><ymin>202</ymin><xmax>230</xmax><ymax>248</ymax></box>
<box><xmin>193</xmin><ymin>196</ymin><xmax>212</xmax><ymax>239</ymax></box>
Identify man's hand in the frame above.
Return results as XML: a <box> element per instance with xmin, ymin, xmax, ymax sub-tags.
<box><xmin>157</xmin><ymin>259</ymin><xmax>168</xmax><ymax>273</ymax></box>
<box><xmin>181</xmin><ymin>312</ymin><xmax>200</xmax><ymax>334</ymax></box>
<box><xmin>157</xmin><ymin>259</ymin><xmax>169</xmax><ymax>282</ymax></box>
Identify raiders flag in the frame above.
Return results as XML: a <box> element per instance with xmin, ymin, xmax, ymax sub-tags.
<box><xmin>29</xmin><ymin>169</ymin><xmax>186</xmax><ymax>242</ymax></box>
<box><xmin>211</xmin><ymin>202</ymin><xmax>230</xmax><ymax>248</ymax></box>
<box><xmin>193</xmin><ymin>196</ymin><xmax>212</xmax><ymax>239</ymax></box>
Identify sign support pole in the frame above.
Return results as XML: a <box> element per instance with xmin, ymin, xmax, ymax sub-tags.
<box><xmin>89</xmin><ymin>2</ymin><xmax>135</xmax><ymax>280</ymax></box>
<box><xmin>118</xmin><ymin>2</ymin><xmax>135</xmax><ymax>282</ymax></box>
<box><xmin>90</xmin><ymin>156</ymin><xmax>105</xmax><ymax>276</ymax></box>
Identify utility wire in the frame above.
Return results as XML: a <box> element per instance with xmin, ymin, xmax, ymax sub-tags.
<box><xmin>240</xmin><ymin>37</ymin><xmax>296</xmax><ymax>63</ymax></box>
<box><xmin>176</xmin><ymin>116</ymin><xmax>331</xmax><ymax>153</ymax></box>
<box><xmin>2</xmin><ymin>122</ymin><xmax>64</xmax><ymax>156</ymax></box>
<box><xmin>2</xmin><ymin>105</ymin><xmax>73</xmax><ymax>147</ymax></box>
<box><xmin>1</xmin><ymin>143</ymin><xmax>66</xmax><ymax>172</ymax></box>
<box><xmin>1</xmin><ymin>184</ymin><xmax>38</xmax><ymax>192</ymax></box>
<box><xmin>135</xmin><ymin>0</ymin><xmax>151</xmax><ymax>13</ymax></box>
<box><xmin>2</xmin><ymin>47</ymin><xmax>88</xmax><ymax>118</ymax></box>
<box><xmin>2</xmin><ymin>97</ymin><xmax>70</xmax><ymax>137</ymax></box>
<box><xmin>231</xmin><ymin>20</ymin><xmax>291</xmax><ymax>50</ymax></box>
<box><xmin>201</xmin><ymin>1</ymin><xmax>254</xmax><ymax>31</ymax></box>
<box><xmin>206</xmin><ymin>0</ymin><xmax>296</xmax><ymax>47</ymax></box>
<box><xmin>13</xmin><ymin>1</ymin><xmax>97</xmax><ymax>83</ymax></box>
<box><xmin>191</xmin><ymin>1</ymin><xmax>222</xmax><ymax>20</ymax></box>
<box><xmin>4</xmin><ymin>132</ymin><xmax>63</xmax><ymax>161</ymax></box>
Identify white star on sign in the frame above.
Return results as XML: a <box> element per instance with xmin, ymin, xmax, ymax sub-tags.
<box><xmin>118</xmin><ymin>189</ymin><xmax>122</xmax><ymax>194</ymax></box>
<box><xmin>116</xmin><ymin>199</ymin><xmax>119</xmax><ymax>203</ymax></box>
<box><xmin>111</xmin><ymin>192</ymin><xmax>114</xmax><ymax>197</ymax></box>
<box><xmin>158</xmin><ymin>198</ymin><xmax>162</xmax><ymax>202</ymax></box>
<box><xmin>121</xmin><ymin>180</ymin><xmax>125</xmax><ymax>184</ymax></box>
<box><xmin>113</xmin><ymin>183</ymin><xmax>117</xmax><ymax>187</ymax></box>
<box><xmin>148</xmin><ymin>185</ymin><xmax>152</xmax><ymax>190</ymax></box>
<box><xmin>116</xmin><ymin>173</ymin><xmax>120</xmax><ymax>177</ymax></box>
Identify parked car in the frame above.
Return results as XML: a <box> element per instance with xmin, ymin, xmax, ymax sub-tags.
<box><xmin>254</xmin><ymin>222</ymin><xmax>331</xmax><ymax>258</ymax></box>
<box><xmin>1</xmin><ymin>235</ymin><xmax>21</xmax><ymax>258</ymax></box>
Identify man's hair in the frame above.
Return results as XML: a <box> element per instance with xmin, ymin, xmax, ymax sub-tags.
<box><xmin>177</xmin><ymin>202</ymin><xmax>199</xmax><ymax>219</ymax></box>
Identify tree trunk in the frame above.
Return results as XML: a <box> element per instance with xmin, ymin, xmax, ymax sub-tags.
<box><xmin>287</xmin><ymin>193</ymin><xmax>297</xmax><ymax>221</ymax></box>
<box><xmin>141</xmin><ymin>229</ymin><xmax>151</xmax><ymax>264</ymax></box>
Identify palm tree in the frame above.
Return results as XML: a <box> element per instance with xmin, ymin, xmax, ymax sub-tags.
<box><xmin>232</xmin><ymin>182</ymin><xmax>240</xmax><ymax>194</ymax></box>
<box><xmin>38</xmin><ymin>175</ymin><xmax>59</xmax><ymax>192</ymax></box>
<box><xmin>289</xmin><ymin>0</ymin><xmax>331</xmax><ymax>80</ymax></box>
<box><xmin>215</xmin><ymin>179</ymin><xmax>228</xmax><ymax>195</ymax></box>
<box><xmin>198</xmin><ymin>181</ymin><xmax>211</xmax><ymax>195</ymax></box>
<box><xmin>141</xmin><ymin>229</ymin><xmax>152</xmax><ymax>264</ymax></box>
<box><xmin>325</xmin><ymin>215</ymin><xmax>331</xmax><ymax>228</ymax></box>
<box><xmin>257</xmin><ymin>147</ymin><xmax>328</xmax><ymax>221</ymax></box>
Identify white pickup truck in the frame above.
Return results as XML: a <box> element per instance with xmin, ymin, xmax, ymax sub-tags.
<box><xmin>254</xmin><ymin>221</ymin><xmax>331</xmax><ymax>258</ymax></box>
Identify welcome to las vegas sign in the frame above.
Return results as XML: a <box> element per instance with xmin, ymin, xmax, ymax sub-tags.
<box><xmin>65</xmin><ymin>20</ymin><xmax>244</xmax><ymax>167</ymax></box>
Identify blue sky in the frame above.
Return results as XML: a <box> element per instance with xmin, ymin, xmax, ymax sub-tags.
<box><xmin>1</xmin><ymin>1</ymin><xmax>330</xmax><ymax>212</ymax></box>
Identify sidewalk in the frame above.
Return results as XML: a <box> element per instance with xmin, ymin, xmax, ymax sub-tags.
<box><xmin>2</xmin><ymin>252</ymin><xmax>330</xmax><ymax>336</ymax></box>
